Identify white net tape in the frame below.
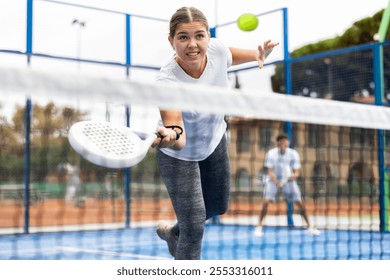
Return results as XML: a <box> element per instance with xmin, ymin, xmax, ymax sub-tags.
<box><xmin>1</xmin><ymin>66</ymin><xmax>390</xmax><ymax>130</ymax></box>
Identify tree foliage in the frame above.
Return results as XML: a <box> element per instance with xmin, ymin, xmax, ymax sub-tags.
<box><xmin>271</xmin><ymin>9</ymin><xmax>390</xmax><ymax>101</ymax></box>
<box><xmin>291</xmin><ymin>9</ymin><xmax>388</xmax><ymax>58</ymax></box>
<box><xmin>0</xmin><ymin>102</ymin><xmax>86</xmax><ymax>182</ymax></box>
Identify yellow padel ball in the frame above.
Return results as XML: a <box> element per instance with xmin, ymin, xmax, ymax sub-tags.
<box><xmin>237</xmin><ymin>13</ymin><xmax>259</xmax><ymax>32</ymax></box>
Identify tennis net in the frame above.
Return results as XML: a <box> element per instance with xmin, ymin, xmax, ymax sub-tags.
<box><xmin>0</xmin><ymin>65</ymin><xmax>389</xmax><ymax>260</ymax></box>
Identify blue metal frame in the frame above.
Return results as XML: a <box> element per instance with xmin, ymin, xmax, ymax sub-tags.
<box><xmin>26</xmin><ymin>0</ymin><xmax>33</xmax><ymax>64</ymax></box>
<box><xmin>125</xmin><ymin>106</ymin><xmax>132</xmax><ymax>228</ymax></box>
<box><xmin>23</xmin><ymin>98</ymin><xmax>32</xmax><ymax>234</ymax></box>
<box><xmin>124</xmin><ymin>14</ymin><xmax>133</xmax><ymax>228</ymax></box>
<box><xmin>23</xmin><ymin>0</ymin><xmax>166</xmax><ymax>71</ymax></box>
<box><xmin>373</xmin><ymin>42</ymin><xmax>389</xmax><ymax>232</ymax></box>
<box><xmin>282</xmin><ymin>8</ymin><xmax>294</xmax><ymax>227</ymax></box>
<box><xmin>210</xmin><ymin>27</ymin><xmax>216</xmax><ymax>38</ymax></box>
<box><xmin>125</xmin><ymin>14</ymin><xmax>131</xmax><ymax>77</ymax></box>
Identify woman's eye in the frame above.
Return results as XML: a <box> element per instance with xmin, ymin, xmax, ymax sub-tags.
<box><xmin>179</xmin><ymin>35</ymin><xmax>188</xmax><ymax>40</ymax></box>
<box><xmin>196</xmin><ymin>34</ymin><xmax>204</xmax><ymax>39</ymax></box>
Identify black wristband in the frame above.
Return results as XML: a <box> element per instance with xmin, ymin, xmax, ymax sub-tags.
<box><xmin>164</xmin><ymin>125</ymin><xmax>183</xmax><ymax>140</ymax></box>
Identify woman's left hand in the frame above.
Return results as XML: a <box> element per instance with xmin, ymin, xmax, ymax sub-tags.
<box><xmin>257</xmin><ymin>40</ymin><xmax>279</xmax><ymax>68</ymax></box>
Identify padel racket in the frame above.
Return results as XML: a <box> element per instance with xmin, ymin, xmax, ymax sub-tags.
<box><xmin>68</xmin><ymin>120</ymin><xmax>158</xmax><ymax>168</ymax></box>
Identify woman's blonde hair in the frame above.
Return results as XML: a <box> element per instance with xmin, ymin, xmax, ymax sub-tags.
<box><xmin>169</xmin><ymin>7</ymin><xmax>209</xmax><ymax>38</ymax></box>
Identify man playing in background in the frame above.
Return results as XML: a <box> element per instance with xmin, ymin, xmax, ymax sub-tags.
<box><xmin>254</xmin><ymin>133</ymin><xmax>320</xmax><ymax>237</ymax></box>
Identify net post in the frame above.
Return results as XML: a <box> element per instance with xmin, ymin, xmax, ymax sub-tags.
<box><xmin>23</xmin><ymin>98</ymin><xmax>32</xmax><ymax>234</ymax></box>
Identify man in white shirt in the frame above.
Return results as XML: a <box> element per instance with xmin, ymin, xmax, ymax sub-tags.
<box><xmin>254</xmin><ymin>134</ymin><xmax>320</xmax><ymax>237</ymax></box>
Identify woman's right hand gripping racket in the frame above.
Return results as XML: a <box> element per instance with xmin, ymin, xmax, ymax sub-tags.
<box><xmin>68</xmin><ymin>120</ymin><xmax>158</xmax><ymax>169</ymax></box>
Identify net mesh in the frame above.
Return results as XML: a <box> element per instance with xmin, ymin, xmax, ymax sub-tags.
<box><xmin>0</xmin><ymin>0</ymin><xmax>389</xmax><ymax>260</ymax></box>
<box><xmin>0</xmin><ymin>61</ymin><xmax>389</xmax><ymax>260</ymax></box>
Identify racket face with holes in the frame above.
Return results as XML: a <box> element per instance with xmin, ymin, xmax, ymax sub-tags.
<box><xmin>68</xmin><ymin>121</ymin><xmax>156</xmax><ymax>168</ymax></box>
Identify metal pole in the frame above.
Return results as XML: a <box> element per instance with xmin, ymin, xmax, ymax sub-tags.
<box><xmin>282</xmin><ymin>8</ymin><xmax>294</xmax><ymax>227</ymax></box>
<box><xmin>26</xmin><ymin>0</ymin><xmax>33</xmax><ymax>65</ymax></box>
<box><xmin>374</xmin><ymin>42</ymin><xmax>389</xmax><ymax>232</ymax></box>
<box><xmin>125</xmin><ymin>14</ymin><xmax>131</xmax><ymax>77</ymax></box>
<box><xmin>24</xmin><ymin>98</ymin><xmax>32</xmax><ymax>234</ymax></box>
<box><xmin>125</xmin><ymin>106</ymin><xmax>132</xmax><ymax>228</ymax></box>
<box><xmin>374</xmin><ymin>0</ymin><xmax>390</xmax><ymax>232</ymax></box>
<box><xmin>71</xmin><ymin>19</ymin><xmax>86</xmax><ymax>73</ymax></box>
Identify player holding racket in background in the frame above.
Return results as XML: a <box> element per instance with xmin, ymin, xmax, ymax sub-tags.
<box><xmin>154</xmin><ymin>6</ymin><xmax>279</xmax><ymax>259</ymax></box>
<box><xmin>254</xmin><ymin>134</ymin><xmax>321</xmax><ymax>237</ymax></box>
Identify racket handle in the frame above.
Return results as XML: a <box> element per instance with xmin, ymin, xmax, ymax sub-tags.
<box><xmin>164</xmin><ymin>125</ymin><xmax>183</xmax><ymax>140</ymax></box>
<box><xmin>154</xmin><ymin>132</ymin><xmax>176</xmax><ymax>140</ymax></box>
<box><xmin>156</xmin><ymin>125</ymin><xmax>184</xmax><ymax>140</ymax></box>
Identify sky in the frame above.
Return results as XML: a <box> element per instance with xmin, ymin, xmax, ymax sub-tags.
<box><xmin>77</xmin><ymin>0</ymin><xmax>389</xmax><ymax>49</ymax></box>
<box><xmin>1</xmin><ymin>1</ymin><xmax>389</xmax><ymax>63</ymax></box>
<box><xmin>1</xmin><ymin>0</ymin><xmax>388</xmax><ymax>77</ymax></box>
<box><xmin>0</xmin><ymin>0</ymin><xmax>389</xmax><ymax>130</ymax></box>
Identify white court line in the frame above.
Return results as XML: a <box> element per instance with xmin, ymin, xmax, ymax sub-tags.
<box><xmin>0</xmin><ymin>244</ymin><xmax>171</xmax><ymax>260</ymax></box>
<box><xmin>58</xmin><ymin>246</ymin><xmax>171</xmax><ymax>260</ymax></box>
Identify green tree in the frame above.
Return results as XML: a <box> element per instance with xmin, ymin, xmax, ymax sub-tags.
<box><xmin>271</xmin><ymin>9</ymin><xmax>390</xmax><ymax>100</ymax></box>
<box><xmin>291</xmin><ymin>9</ymin><xmax>388</xmax><ymax>58</ymax></box>
<box><xmin>0</xmin><ymin>104</ymin><xmax>20</xmax><ymax>181</ymax></box>
<box><xmin>0</xmin><ymin>102</ymin><xmax>86</xmax><ymax>182</ymax></box>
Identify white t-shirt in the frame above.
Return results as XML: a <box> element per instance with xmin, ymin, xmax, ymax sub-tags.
<box><xmin>264</xmin><ymin>147</ymin><xmax>301</xmax><ymax>183</ymax></box>
<box><xmin>156</xmin><ymin>38</ymin><xmax>233</xmax><ymax>161</ymax></box>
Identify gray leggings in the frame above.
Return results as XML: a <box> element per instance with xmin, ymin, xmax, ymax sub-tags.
<box><xmin>157</xmin><ymin>136</ymin><xmax>230</xmax><ymax>260</ymax></box>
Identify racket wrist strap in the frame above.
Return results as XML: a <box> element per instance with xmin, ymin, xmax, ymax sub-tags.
<box><xmin>165</xmin><ymin>125</ymin><xmax>183</xmax><ymax>140</ymax></box>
